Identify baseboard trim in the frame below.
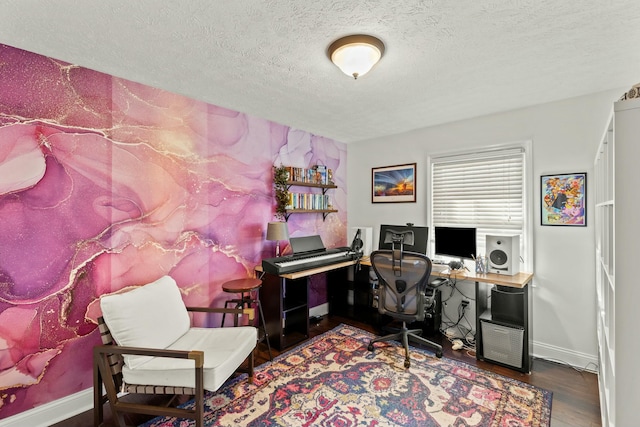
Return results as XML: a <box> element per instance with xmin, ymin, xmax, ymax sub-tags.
<box><xmin>0</xmin><ymin>388</ymin><xmax>93</xmax><ymax>427</ymax></box>
<box><xmin>533</xmin><ymin>340</ymin><xmax>598</xmax><ymax>373</ymax></box>
<box><xmin>309</xmin><ymin>303</ymin><xmax>329</xmax><ymax>318</ymax></box>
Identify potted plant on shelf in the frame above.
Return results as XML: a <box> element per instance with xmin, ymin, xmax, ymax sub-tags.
<box><xmin>273</xmin><ymin>165</ymin><xmax>289</xmax><ymax>220</ymax></box>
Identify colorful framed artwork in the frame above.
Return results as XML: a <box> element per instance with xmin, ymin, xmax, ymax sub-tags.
<box><xmin>372</xmin><ymin>163</ymin><xmax>416</xmax><ymax>203</ymax></box>
<box><xmin>541</xmin><ymin>172</ymin><xmax>586</xmax><ymax>226</ymax></box>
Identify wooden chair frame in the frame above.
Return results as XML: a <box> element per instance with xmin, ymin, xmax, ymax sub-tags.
<box><xmin>93</xmin><ymin>306</ymin><xmax>255</xmax><ymax>427</ymax></box>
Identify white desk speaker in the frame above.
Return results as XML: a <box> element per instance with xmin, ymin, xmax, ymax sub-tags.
<box><xmin>349</xmin><ymin>226</ymin><xmax>372</xmax><ymax>256</ymax></box>
<box><xmin>486</xmin><ymin>235</ymin><xmax>520</xmax><ymax>275</ymax></box>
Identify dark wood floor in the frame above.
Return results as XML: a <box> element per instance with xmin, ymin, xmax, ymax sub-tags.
<box><xmin>54</xmin><ymin>315</ymin><xmax>601</xmax><ymax>427</ymax></box>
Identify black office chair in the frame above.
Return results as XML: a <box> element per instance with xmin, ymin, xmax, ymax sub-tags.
<box><xmin>367</xmin><ymin>241</ymin><xmax>443</xmax><ymax>368</ymax></box>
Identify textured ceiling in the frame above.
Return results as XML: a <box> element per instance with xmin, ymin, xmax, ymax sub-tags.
<box><xmin>1</xmin><ymin>1</ymin><xmax>639</xmax><ymax>143</ymax></box>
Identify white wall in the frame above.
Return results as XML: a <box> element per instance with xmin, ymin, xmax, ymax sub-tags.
<box><xmin>347</xmin><ymin>89</ymin><xmax>623</xmax><ymax>368</ymax></box>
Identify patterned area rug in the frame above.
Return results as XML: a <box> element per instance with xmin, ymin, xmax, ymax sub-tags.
<box><xmin>141</xmin><ymin>324</ymin><xmax>552</xmax><ymax>427</ymax></box>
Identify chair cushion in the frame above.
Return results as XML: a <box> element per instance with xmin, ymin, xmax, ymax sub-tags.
<box><xmin>121</xmin><ymin>326</ymin><xmax>257</xmax><ymax>392</ymax></box>
<box><xmin>100</xmin><ymin>275</ymin><xmax>191</xmax><ymax>369</ymax></box>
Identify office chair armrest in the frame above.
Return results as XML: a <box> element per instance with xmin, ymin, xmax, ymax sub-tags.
<box><xmin>428</xmin><ymin>277</ymin><xmax>450</xmax><ymax>288</ymax></box>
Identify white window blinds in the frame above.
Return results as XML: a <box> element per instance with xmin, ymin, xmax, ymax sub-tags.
<box><xmin>431</xmin><ymin>148</ymin><xmax>525</xmax><ymax>254</ymax></box>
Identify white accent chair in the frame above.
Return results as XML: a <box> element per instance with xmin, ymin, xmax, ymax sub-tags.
<box><xmin>93</xmin><ymin>275</ymin><xmax>257</xmax><ymax>427</ymax></box>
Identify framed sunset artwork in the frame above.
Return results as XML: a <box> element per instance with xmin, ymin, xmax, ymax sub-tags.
<box><xmin>372</xmin><ymin>163</ymin><xmax>416</xmax><ymax>203</ymax></box>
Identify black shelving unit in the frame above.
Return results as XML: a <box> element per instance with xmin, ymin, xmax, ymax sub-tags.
<box><xmin>260</xmin><ymin>273</ymin><xmax>309</xmax><ymax>350</ymax></box>
<box><xmin>327</xmin><ymin>265</ymin><xmax>386</xmax><ymax>326</ymax></box>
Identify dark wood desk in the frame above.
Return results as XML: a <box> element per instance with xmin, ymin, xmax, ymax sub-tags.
<box><xmin>361</xmin><ymin>257</ymin><xmax>534</xmax><ymax>373</ymax></box>
<box><xmin>257</xmin><ymin>257</ymin><xmax>534</xmax><ymax>373</ymax></box>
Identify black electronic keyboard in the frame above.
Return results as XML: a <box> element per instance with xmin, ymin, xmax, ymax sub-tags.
<box><xmin>262</xmin><ymin>247</ymin><xmax>355</xmax><ymax>275</ymax></box>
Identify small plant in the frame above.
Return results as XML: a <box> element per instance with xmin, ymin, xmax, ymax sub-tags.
<box><xmin>273</xmin><ymin>165</ymin><xmax>289</xmax><ymax>220</ymax></box>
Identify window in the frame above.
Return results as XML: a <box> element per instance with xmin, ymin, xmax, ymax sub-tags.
<box><xmin>429</xmin><ymin>143</ymin><xmax>531</xmax><ymax>267</ymax></box>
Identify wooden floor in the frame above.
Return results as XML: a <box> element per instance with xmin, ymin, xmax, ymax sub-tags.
<box><xmin>54</xmin><ymin>315</ymin><xmax>601</xmax><ymax>427</ymax></box>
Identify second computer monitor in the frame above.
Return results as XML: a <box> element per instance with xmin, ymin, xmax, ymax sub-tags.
<box><xmin>378</xmin><ymin>224</ymin><xmax>429</xmax><ymax>254</ymax></box>
<box><xmin>434</xmin><ymin>226</ymin><xmax>477</xmax><ymax>260</ymax></box>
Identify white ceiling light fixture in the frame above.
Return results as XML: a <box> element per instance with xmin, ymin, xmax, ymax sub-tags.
<box><xmin>328</xmin><ymin>34</ymin><xmax>385</xmax><ymax>80</ymax></box>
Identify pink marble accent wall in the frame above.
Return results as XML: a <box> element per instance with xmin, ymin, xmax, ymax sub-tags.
<box><xmin>0</xmin><ymin>44</ymin><xmax>346</xmax><ymax>418</ymax></box>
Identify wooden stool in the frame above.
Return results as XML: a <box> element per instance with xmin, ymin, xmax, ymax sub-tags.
<box><xmin>221</xmin><ymin>278</ymin><xmax>272</xmax><ymax>361</ymax></box>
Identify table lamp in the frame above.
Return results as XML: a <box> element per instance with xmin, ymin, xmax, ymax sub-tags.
<box><xmin>266</xmin><ymin>221</ymin><xmax>289</xmax><ymax>257</ymax></box>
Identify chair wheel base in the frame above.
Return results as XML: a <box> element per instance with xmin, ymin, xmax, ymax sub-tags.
<box><xmin>436</xmin><ymin>350</ymin><xmax>443</xmax><ymax>358</ymax></box>
<box><xmin>404</xmin><ymin>359</ymin><xmax>411</xmax><ymax>368</ymax></box>
<box><xmin>368</xmin><ymin>343</ymin><xmax>374</xmax><ymax>352</ymax></box>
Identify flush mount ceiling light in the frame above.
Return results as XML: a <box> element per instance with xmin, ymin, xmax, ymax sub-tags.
<box><xmin>328</xmin><ymin>34</ymin><xmax>385</xmax><ymax>80</ymax></box>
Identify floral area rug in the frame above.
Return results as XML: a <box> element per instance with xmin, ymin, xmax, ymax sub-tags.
<box><xmin>141</xmin><ymin>324</ymin><xmax>552</xmax><ymax>427</ymax></box>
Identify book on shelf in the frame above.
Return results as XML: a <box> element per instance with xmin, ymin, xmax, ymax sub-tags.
<box><xmin>287</xmin><ymin>165</ymin><xmax>330</xmax><ymax>185</ymax></box>
<box><xmin>287</xmin><ymin>192</ymin><xmax>331</xmax><ymax>210</ymax></box>
<box><xmin>315</xmin><ymin>165</ymin><xmax>327</xmax><ymax>185</ymax></box>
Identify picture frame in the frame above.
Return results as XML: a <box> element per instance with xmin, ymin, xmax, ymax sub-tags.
<box><xmin>540</xmin><ymin>172</ymin><xmax>586</xmax><ymax>226</ymax></box>
<box><xmin>372</xmin><ymin>163</ymin><xmax>417</xmax><ymax>203</ymax></box>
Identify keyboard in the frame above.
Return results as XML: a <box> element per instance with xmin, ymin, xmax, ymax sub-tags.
<box><xmin>262</xmin><ymin>247</ymin><xmax>354</xmax><ymax>275</ymax></box>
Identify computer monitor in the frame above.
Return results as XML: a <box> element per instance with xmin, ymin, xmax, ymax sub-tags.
<box><xmin>378</xmin><ymin>224</ymin><xmax>428</xmax><ymax>254</ymax></box>
<box><xmin>434</xmin><ymin>226</ymin><xmax>477</xmax><ymax>260</ymax></box>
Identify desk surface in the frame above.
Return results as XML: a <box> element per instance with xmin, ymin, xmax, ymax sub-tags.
<box><xmin>359</xmin><ymin>257</ymin><xmax>533</xmax><ymax>288</ymax></box>
<box><xmin>255</xmin><ymin>259</ymin><xmax>358</xmax><ymax>280</ymax></box>
<box><xmin>256</xmin><ymin>256</ymin><xmax>533</xmax><ymax>287</ymax></box>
